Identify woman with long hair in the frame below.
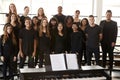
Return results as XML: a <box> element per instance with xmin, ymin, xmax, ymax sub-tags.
<box><xmin>37</xmin><ymin>7</ymin><xmax>47</xmax><ymax>25</ymax></box>
<box><xmin>53</xmin><ymin>22</ymin><xmax>67</xmax><ymax>53</ymax></box>
<box><xmin>38</xmin><ymin>18</ymin><xmax>50</xmax><ymax>67</ymax></box>
<box><xmin>0</xmin><ymin>23</ymin><xmax>17</xmax><ymax>80</ymax></box>
<box><xmin>49</xmin><ymin>17</ymin><xmax>58</xmax><ymax>52</ymax></box>
<box><xmin>6</xmin><ymin>3</ymin><xmax>18</xmax><ymax>23</ymax></box>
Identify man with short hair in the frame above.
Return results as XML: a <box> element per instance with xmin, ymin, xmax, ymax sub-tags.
<box><xmin>53</xmin><ymin>6</ymin><xmax>66</xmax><ymax>24</ymax></box>
<box><xmin>100</xmin><ymin>10</ymin><xmax>118</xmax><ymax>69</ymax></box>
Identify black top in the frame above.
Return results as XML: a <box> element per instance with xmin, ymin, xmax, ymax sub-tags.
<box><xmin>80</xmin><ymin>28</ymin><xmax>86</xmax><ymax>50</ymax></box>
<box><xmin>50</xmin><ymin>27</ymin><xmax>57</xmax><ymax>52</ymax></box>
<box><xmin>100</xmin><ymin>20</ymin><xmax>117</xmax><ymax>44</ymax></box>
<box><xmin>19</xmin><ymin>28</ymin><xmax>37</xmax><ymax>55</ymax></box>
<box><xmin>13</xmin><ymin>24</ymin><xmax>20</xmax><ymax>43</ymax></box>
<box><xmin>20</xmin><ymin>15</ymin><xmax>29</xmax><ymax>28</ymax></box>
<box><xmin>71</xmin><ymin>31</ymin><xmax>82</xmax><ymax>53</ymax></box>
<box><xmin>38</xmin><ymin>32</ymin><xmax>50</xmax><ymax>53</ymax></box>
<box><xmin>53</xmin><ymin>14</ymin><xmax>66</xmax><ymax>24</ymax></box>
<box><xmin>85</xmin><ymin>24</ymin><xmax>102</xmax><ymax>48</ymax></box>
<box><xmin>0</xmin><ymin>35</ymin><xmax>17</xmax><ymax>57</ymax></box>
<box><xmin>54</xmin><ymin>33</ymin><xmax>66</xmax><ymax>53</ymax></box>
<box><xmin>66</xmin><ymin>27</ymin><xmax>73</xmax><ymax>52</ymax></box>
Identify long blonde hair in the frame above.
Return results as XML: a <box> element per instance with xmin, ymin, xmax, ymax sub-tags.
<box><xmin>3</xmin><ymin>23</ymin><xmax>17</xmax><ymax>45</ymax></box>
<box><xmin>37</xmin><ymin>7</ymin><xmax>46</xmax><ymax>18</ymax></box>
<box><xmin>39</xmin><ymin>18</ymin><xmax>50</xmax><ymax>38</ymax></box>
<box><xmin>9</xmin><ymin>3</ymin><xmax>17</xmax><ymax>15</ymax></box>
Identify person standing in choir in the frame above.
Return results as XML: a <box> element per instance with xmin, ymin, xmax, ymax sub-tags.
<box><xmin>65</xmin><ymin>16</ymin><xmax>74</xmax><ymax>52</ymax></box>
<box><xmin>53</xmin><ymin>6</ymin><xmax>66</xmax><ymax>25</ymax></box>
<box><xmin>0</xmin><ymin>23</ymin><xmax>17</xmax><ymax>80</ymax></box>
<box><xmin>73</xmin><ymin>10</ymin><xmax>81</xmax><ymax>26</ymax></box>
<box><xmin>53</xmin><ymin>22</ymin><xmax>67</xmax><ymax>53</ymax></box>
<box><xmin>49</xmin><ymin>17</ymin><xmax>58</xmax><ymax>53</ymax></box>
<box><xmin>99</xmin><ymin>10</ymin><xmax>118</xmax><ymax>69</ymax></box>
<box><xmin>38</xmin><ymin>18</ymin><xmax>51</xmax><ymax>67</ymax></box>
<box><xmin>71</xmin><ymin>22</ymin><xmax>83</xmax><ymax>67</ymax></box>
<box><xmin>85</xmin><ymin>15</ymin><xmax>102</xmax><ymax>65</ymax></box>
<box><xmin>37</xmin><ymin>7</ymin><xmax>47</xmax><ymax>26</ymax></box>
<box><xmin>19</xmin><ymin>17</ymin><xmax>37</xmax><ymax>68</ymax></box>
<box><xmin>32</xmin><ymin>16</ymin><xmax>39</xmax><ymax>66</ymax></box>
<box><xmin>8</xmin><ymin>13</ymin><xmax>21</xmax><ymax>74</ymax></box>
<box><xmin>6</xmin><ymin>3</ymin><xmax>20</xmax><ymax>24</ymax></box>
<box><xmin>80</xmin><ymin>18</ymin><xmax>89</xmax><ymax>65</ymax></box>
<box><xmin>20</xmin><ymin>6</ymin><xmax>30</xmax><ymax>28</ymax></box>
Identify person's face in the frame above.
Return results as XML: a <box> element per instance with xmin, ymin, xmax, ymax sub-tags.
<box><xmin>67</xmin><ymin>17</ymin><xmax>72</xmax><ymax>23</ymax></box>
<box><xmin>42</xmin><ymin>19</ymin><xmax>48</xmax><ymax>27</ymax></box>
<box><xmin>72</xmin><ymin>24</ymin><xmax>78</xmax><ymax>31</ymax></box>
<box><xmin>106</xmin><ymin>12</ymin><xmax>112</xmax><ymax>20</ymax></box>
<box><xmin>38</xmin><ymin>8</ymin><xmax>44</xmax><ymax>15</ymax></box>
<box><xmin>7</xmin><ymin>26</ymin><xmax>13</xmax><ymax>34</ymax></box>
<box><xmin>11</xmin><ymin>14</ymin><xmax>16</xmax><ymax>21</ymax></box>
<box><xmin>25</xmin><ymin>20</ymin><xmax>31</xmax><ymax>28</ymax></box>
<box><xmin>57</xmin><ymin>23</ymin><xmax>63</xmax><ymax>31</ymax></box>
<box><xmin>51</xmin><ymin>20</ymin><xmax>57</xmax><ymax>26</ymax></box>
<box><xmin>32</xmin><ymin>18</ymin><xmax>38</xmax><ymax>24</ymax></box>
<box><xmin>75</xmin><ymin>11</ymin><xmax>80</xmax><ymax>17</ymax></box>
<box><xmin>24</xmin><ymin>7</ymin><xmax>29</xmax><ymax>15</ymax></box>
<box><xmin>88</xmin><ymin>17</ymin><xmax>94</xmax><ymax>25</ymax></box>
<box><xmin>81</xmin><ymin>19</ymin><xmax>87</xmax><ymax>26</ymax></box>
<box><xmin>9</xmin><ymin>4</ymin><xmax>15</xmax><ymax>13</ymax></box>
<box><xmin>58</xmin><ymin>6</ymin><xmax>62</xmax><ymax>14</ymax></box>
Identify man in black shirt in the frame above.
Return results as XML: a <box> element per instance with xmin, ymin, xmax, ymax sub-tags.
<box><xmin>19</xmin><ymin>17</ymin><xmax>37</xmax><ymax>68</ymax></box>
<box><xmin>53</xmin><ymin>6</ymin><xmax>66</xmax><ymax>24</ymax></box>
<box><xmin>20</xmin><ymin>6</ymin><xmax>30</xmax><ymax>28</ymax></box>
<box><xmin>100</xmin><ymin>10</ymin><xmax>118</xmax><ymax>69</ymax></box>
<box><xmin>85</xmin><ymin>15</ymin><xmax>102</xmax><ymax>65</ymax></box>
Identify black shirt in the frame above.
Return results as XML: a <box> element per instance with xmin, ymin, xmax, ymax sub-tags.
<box><xmin>19</xmin><ymin>28</ymin><xmax>37</xmax><ymax>55</ymax></box>
<box><xmin>100</xmin><ymin>20</ymin><xmax>117</xmax><ymax>44</ymax></box>
<box><xmin>53</xmin><ymin>14</ymin><xmax>66</xmax><ymax>24</ymax></box>
<box><xmin>0</xmin><ymin>35</ymin><xmax>17</xmax><ymax>57</ymax></box>
<box><xmin>85</xmin><ymin>24</ymin><xmax>102</xmax><ymax>48</ymax></box>
<box><xmin>54</xmin><ymin>33</ymin><xmax>66</xmax><ymax>53</ymax></box>
<box><xmin>38</xmin><ymin>32</ymin><xmax>50</xmax><ymax>53</ymax></box>
<box><xmin>71</xmin><ymin>31</ymin><xmax>82</xmax><ymax>52</ymax></box>
<box><xmin>20</xmin><ymin>15</ymin><xmax>29</xmax><ymax>28</ymax></box>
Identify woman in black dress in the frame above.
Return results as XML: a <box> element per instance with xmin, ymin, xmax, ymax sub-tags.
<box><xmin>80</xmin><ymin>18</ymin><xmax>89</xmax><ymax>65</ymax></box>
<box><xmin>53</xmin><ymin>22</ymin><xmax>67</xmax><ymax>53</ymax></box>
<box><xmin>38</xmin><ymin>18</ymin><xmax>51</xmax><ymax>67</ymax></box>
<box><xmin>49</xmin><ymin>17</ymin><xmax>58</xmax><ymax>53</ymax></box>
<box><xmin>71</xmin><ymin>22</ymin><xmax>83</xmax><ymax>67</ymax></box>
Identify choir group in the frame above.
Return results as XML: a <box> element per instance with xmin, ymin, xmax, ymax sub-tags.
<box><xmin>0</xmin><ymin>3</ymin><xmax>118</xmax><ymax>80</ymax></box>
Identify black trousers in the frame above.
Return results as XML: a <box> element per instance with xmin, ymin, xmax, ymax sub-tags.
<box><xmin>38</xmin><ymin>50</ymin><xmax>50</xmax><ymax>68</ymax></box>
<box><xmin>2</xmin><ymin>57</ymin><xmax>15</xmax><ymax>80</ymax></box>
<box><xmin>86</xmin><ymin>46</ymin><xmax>100</xmax><ymax>65</ymax></box>
<box><xmin>101</xmin><ymin>43</ymin><xmax>114</xmax><ymax>69</ymax></box>
<box><xmin>19</xmin><ymin>55</ymin><xmax>35</xmax><ymax>68</ymax></box>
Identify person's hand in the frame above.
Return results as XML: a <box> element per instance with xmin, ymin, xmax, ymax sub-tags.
<box><xmin>1</xmin><ymin>56</ymin><xmax>4</xmax><ymax>62</ymax></box>
<box><xmin>13</xmin><ymin>56</ymin><xmax>17</xmax><ymax>61</ymax></box>
<box><xmin>32</xmin><ymin>51</ymin><xmax>36</xmax><ymax>58</ymax></box>
<box><xmin>19</xmin><ymin>51</ymin><xmax>24</xmax><ymax>58</ymax></box>
<box><xmin>111</xmin><ymin>42</ymin><xmax>115</xmax><ymax>47</ymax></box>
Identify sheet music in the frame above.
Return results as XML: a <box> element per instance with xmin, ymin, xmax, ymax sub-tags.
<box><xmin>66</xmin><ymin>54</ymin><xmax>79</xmax><ymax>70</ymax></box>
<box><xmin>50</xmin><ymin>54</ymin><xmax>66</xmax><ymax>71</ymax></box>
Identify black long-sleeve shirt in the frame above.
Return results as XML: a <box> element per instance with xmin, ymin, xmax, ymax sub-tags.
<box><xmin>0</xmin><ymin>35</ymin><xmax>17</xmax><ymax>57</ymax></box>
